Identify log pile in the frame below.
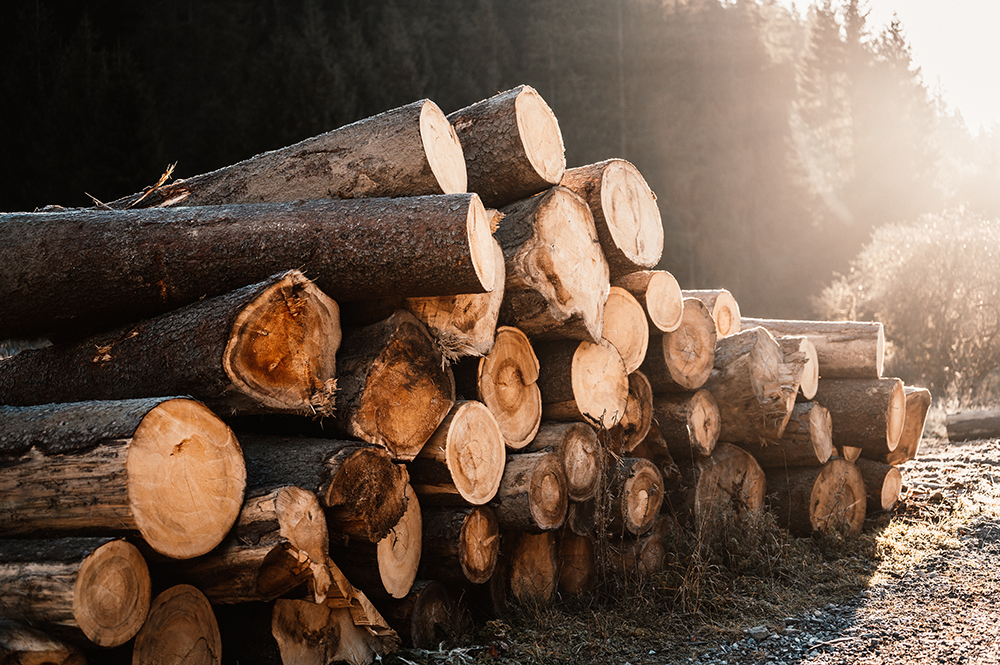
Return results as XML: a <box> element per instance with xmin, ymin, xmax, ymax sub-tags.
<box><xmin>0</xmin><ymin>85</ymin><xmax>933</xmax><ymax>662</ymax></box>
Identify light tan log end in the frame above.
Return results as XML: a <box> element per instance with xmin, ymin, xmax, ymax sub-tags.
<box><xmin>516</xmin><ymin>87</ymin><xmax>566</xmax><ymax>186</ymax></box>
<box><xmin>811</xmin><ymin>459</ymin><xmax>867</xmax><ymax>536</ymax></box>
<box><xmin>613</xmin><ymin>270</ymin><xmax>683</xmax><ymax>333</ymax></box>
<box><xmin>683</xmin><ymin>289</ymin><xmax>741</xmax><ymax>338</ymax></box>
<box><xmin>603</xmin><ymin>287</ymin><xmax>650</xmax><ymax>374</ymax></box>
<box><xmin>74</xmin><ymin>539</ymin><xmax>151</xmax><ymax>647</ymax></box>
<box><xmin>132</xmin><ymin>585</ymin><xmax>221</xmax><ymax>665</ymax></box>
<box><xmin>479</xmin><ymin>327</ymin><xmax>542</xmax><ymax>449</ymax></box>
<box><xmin>461</xmin><ymin>506</ymin><xmax>501</xmax><ymax>584</ymax></box>
<box><xmin>572</xmin><ymin>338</ymin><xmax>629</xmax><ymax>430</ymax></box>
<box><xmin>420</xmin><ymin>100</ymin><xmax>468</xmax><ymax>195</ymax></box>
<box><xmin>886</xmin><ymin>379</ymin><xmax>907</xmax><ymax>452</ymax></box>
<box><xmin>466</xmin><ymin>194</ymin><xmax>501</xmax><ymax>295</ymax></box>
<box><xmin>597</xmin><ymin>160</ymin><xmax>664</xmax><ymax>271</ymax></box>
<box><xmin>435</xmin><ymin>401</ymin><xmax>507</xmax><ymax>505</ymax></box>
<box><xmin>378</xmin><ymin>484</ymin><xmax>422</xmax><ymax>599</ymax></box>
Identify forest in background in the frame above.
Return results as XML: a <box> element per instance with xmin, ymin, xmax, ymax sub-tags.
<box><xmin>3</xmin><ymin>0</ymin><xmax>1000</xmax><ymax>327</ymax></box>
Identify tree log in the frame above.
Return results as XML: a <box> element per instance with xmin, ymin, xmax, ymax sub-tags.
<box><xmin>0</xmin><ymin>538</ymin><xmax>150</xmax><ymax>648</ymax></box>
<box><xmin>602</xmin><ymin>287</ymin><xmax>650</xmax><ymax>374</ymax></box>
<box><xmin>490</xmin><ymin>451</ymin><xmax>568</xmax><ymax>532</ymax></box>
<box><xmin>838</xmin><ymin>446</ymin><xmax>863</xmax><ymax>462</ymax></box>
<box><xmin>271</xmin><ymin>599</ymin><xmax>393</xmax><ymax>665</ymax></box>
<box><xmin>453</xmin><ymin>326</ymin><xmax>542</xmax><ymax>450</ymax></box>
<box><xmin>0</xmin><ymin>397</ymin><xmax>244</xmax><ymax>560</ymax></box>
<box><xmin>667</xmin><ymin>443</ymin><xmax>766</xmax><ymax>529</ymax></box>
<box><xmin>945</xmin><ymin>408</ymin><xmax>1000</xmax><ymax>443</ymax></box>
<box><xmin>0</xmin><ymin>271</ymin><xmax>340</xmax><ymax>416</ymax></box>
<box><xmin>0</xmin><ymin>618</ymin><xmax>84</xmax><ymax>665</ymax></box>
<box><xmin>336</xmin><ymin>310</ymin><xmax>456</xmax><ymax>461</ymax></box>
<box><xmin>496</xmin><ymin>186</ymin><xmax>609</xmax><ymax>342</ymax></box>
<box><xmin>616</xmin><ymin>371</ymin><xmax>654</xmax><ymax>453</ymax></box>
<box><xmin>775</xmin><ymin>336</ymin><xmax>819</xmax><ymax>400</ymax></box>
<box><xmin>606</xmin><ymin>457</ymin><xmax>663</xmax><ymax>536</ymax></box>
<box><xmin>765</xmin><ymin>459</ymin><xmax>866</xmax><ymax>537</ymax></box>
<box><xmin>565</xmin><ymin>498</ymin><xmax>598</xmax><ymax>538</ymax></box>
<box><xmin>739</xmin><ymin>318</ymin><xmax>884</xmax><ymax>379</ymax></box>
<box><xmin>379</xmin><ymin>580</ymin><xmax>464</xmax><ymax>649</ymax></box>
<box><xmin>507</xmin><ymin>531</ymin><xmax>559</xmax><ymax>604</ymax></box>
<box><xmin>733</xmin><ymin>402</ymin><xmax>834</xmax><ymax>467</ymax></box>
<box><xmin>447</xmin><ymin>85</ymin><xmax>565</xmax><ymax>208</ymax></box>
<box><xmin>641</xmin><ymin>298</ymin><xmax>717</xmax><ymax>391</ymax></box>
<box><xmin>556</xmin><ymin>532</ymin><xmax>597</xmax><ymax>594</ymax></box>
<box><xmin>559</xmin><ymin>159</ymin><xmax>663</xmax><ymax>276</ymax></box>
<box><xmin>608</xmin><ymin>532</ymin><xmax>666</xmax><ymax>580</ymax></box>
<box><xmin>682</xmin><ymin>289</ymin><xmax>741</xmax><ymax>338</ymax></box>
<box><xmin>651</xmin><ymin>389</ymin><xmax>720</xmax><ymax>463</ymax></box>
<box><xmin>419</xmin><ymin>506</ymin><xmax>499</xmax><ymax>585</ymax></box>
<box><xmin>112</xmin><ymin>98</ymin><xmax>466</xmax><ymax>208</ymax></box>
<box><xmin>886</xmin><ymin>387</ymin><xmax>932</xmax><ymax>465</ymax></box>
<box><xmin>612</xmin><ymin>270</ymin><xmax>684</xmax><ymax>333</ymax></box>
<box><xmin>854</xmin><ymin>458</ymin><xmax>902</xmax><ymax>512</ymax></box>
<box><xmin>814</xmin><ymin>377</ymin><xmax>906</xmax><ymax>459</ymax></box>
<box><xmin>629</xmin><ymin>424</ymin><xmax>683</xmax><ymax>491</ymax></box>
<box><xmin>523</xmin><ymin>422</ymin><xmax>601</xmax><ymax>502</ymax></box>
<box><xmin>0</xmin><ymin>195</ymin><xmax>498</xmax><ymax>340</ymax></box>
<box><xmin>132</xmin><ymin>585</ymin><xmax>221</xmax><ymax>665</ymax></box>
<box><xmin>535</xmin><ymin>338</ymin><xmax>629</xmax><ymax>430</ymax></box>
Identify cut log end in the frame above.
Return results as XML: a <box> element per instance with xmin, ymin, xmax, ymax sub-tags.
<box><xmin>378</xmin><ymin>484</ymin><xmax>422</xmax><ymax>599</ymax></box>
<box><xmin>652</xmin><ymin>298</ymin><xmax>717</xmax><ymax>391</ymax></box>
<box><xmin>810</xmin><ymin>459</ymin><xmax>867</xmax><ymax>536</ymax></box>
<box><xmin>644</xmin><ymin>271</ymin><xmax>684</xmax><ymax>332</ymax></box>
<box><xmin>886</xmin><ymin>379</ymin><xmax>906</xmax><ymax>451</ymax></box>
<box><xmin>73</xmin><ymin>539</ymin><xmax>151</xmax><ymax>647</ymax></box>
<box><xmin>420</xmin><ymin>99</ymin><xmax>467</xmax><ymax>195</ymax></box>
<box><xmin>618</xmin><ymin>371</ymin><xmax>654</xmax><ymax>453</ymax></box>
<box><xmin>613</xmin><ymin>458</ymin><xmax>664</xmax><ymax>535</ymax></box>
<box><xmin>693</xmin><ymin>443</ymin><xmax>766</xmax><ymax>527</ymax></box>
<box><xmin>603</xmin><ymin>287</ymin><xmax>650</xmax><ymax>374</ymax></box>
<box><xmin>440</xmin><ymin>401</ymin><xmax>507</xmax><ymax>505</ymax></box>
<box><xmin>132</xmin><ymin>585</ymin><xmax>222</xmax><ymax>665</ymax></box>
<box><xmin>127</xmin><ymin>398</ymin><xmax>246</xmax><ymax>560</ymax></box>
<box><xmin>598</xmin><ymin>160</ymin><xmax>664</xmax><ymax>272</ymax></box>
<box><xmin>467</xmin><ymin>195</ymin><xmax>501</xmax><ymax>295</ymax></box>
<box><xmin>530</xmin><ymin>453</ymin><xmax>570</xmax><ymax>531</ymax></box>
<box><xmin>479</xmin><ymin>327</ymin><xmax>542</xmax><ymax>449</ymax></box>
<box><xmin>515</xmin><ymin>86</ymin><xmax>566</xmax><ymax>186</ymax></box>
<box><xmin>688</xmin><ymin>389</ymin><xmax>722</xmax><ymax>457</ymax></box>
<box><xmin>461</xmin><ymin>506</ymin><xmax>501</xmax><ymax>584</ymax></box>
<box><xmin>572</xmin><ymin>339</ymin><xmax>629</xmax><ymax>430</ymax></box>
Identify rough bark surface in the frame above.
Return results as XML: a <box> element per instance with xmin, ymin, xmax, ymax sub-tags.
<box><xmin>668</xmin><ymin>443</ymin><xmax>766</xmax><ymax>529</ymax></box>
<box><xmin>380</xmin><ymin>580</ymin><xmax>463</xmax><ymax>650</ymax></box>
<box><xmin>652</xmin><ymin>389</ymin><xmax>721</xmax><ymax>462</ymax></box>
<box><xmin>855</xmin><ymin>458</ymin><xmax>902</xmax><ymax>512</ymax></box>
<box><xmin>765</xmin><ymin>459</ymin><xmax>867</xmax><ymax>537</ymax></box>
<box><xmin>734</xmin><ymin>401</ymin><xmax>834</xmax><ymax>467</ymax></box>
<box><xmin>740</xmin><ymin>318</ymin><xmax>885</xmax><ymax>379</ymax></box>
<box><xmin>490</xmin><ymin>451</ymin><xmax>568</xmax><ymax>532</ymax></box>
<box><xmin>523</xmin><ymin>422</ymin><xmax>601</xmax><ymax>502</ymax></box>
<box><xmin>0</xmin><ymin>619</ymin><xmax>84</xmax><ymax>665</ymax></box>
<box><xmin>419</xmin><ymin>506</ymin><xmax>499</xmax><ymax>585</ymax></box>
<box><xmin>945</xmin><ymin>408</ymin><xmax>1000</xmax><ymax>443</ymax></box>
<box><xmin>606</xmin><ymin>457</ymin><xmax>664</xmax><ymax>536</ymax></box>
<box><xmin>814</xmin><ymin>377</ymin><xmax>906</xmax><ymax>459</ymax></box>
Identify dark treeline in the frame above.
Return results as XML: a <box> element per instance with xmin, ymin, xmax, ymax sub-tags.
<box><xmin>3</xmin><ymin>0</ymin><xmax>998</xmax><ymax>318</ymax></box>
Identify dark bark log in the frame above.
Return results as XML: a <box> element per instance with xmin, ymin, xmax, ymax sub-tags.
<box><xmin>813</xmin><ymin>377</ymin><xmax>906</xmax><ymax>459</ymax></box>
<box><xmin>945</xmin><ymin>408</ymin><xmax>1000</xmax><ymax>443</ymax></box>
<box><xmin>379</xmin><ymin>580</ymin><xmax>464</xmax><ymax>649</ymax></box>
<box><xmin>490</xmin><ymin>451</ymin><xmax>568</xmax><ymax>532</ymax></box>
<box><xmin>0</xmin><ymin>619</ymin><xmax>84</xmax><ymax>665</ymax></box>
<box><xmin>740</xmin><ymin>318</ymin><xmax>885</xmax><ymax>380</ymax></box>
<box><xmin>419</xmin><ymin>506</ymin><xmax>499</xmax><ymax>585</ymax></box>
<box><xmin>733</xmin><ymin>402</ymin><xmax>834</xmax><ymax>467</ymax></box>
<box><xmin>522</xmin><ymin>422</ymin><xmax>602</xmax><ymax>502</ymax></box>
<box><xmin>765</xmin><ymin>459</ymin><xmax>866</xmax><ymax>537</ymax></box>
<box><xmin>556</xmin><ymin>531</ymin><xmax>597</xmax><ymax>594</ymax></box>
<box><xmin>651</xmin><ymin>389</ymin><xmax>720</xmax><ymax>463</ymax></box>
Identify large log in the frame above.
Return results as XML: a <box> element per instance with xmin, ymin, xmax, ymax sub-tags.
<box><xmin>740</xmin><ymin>318</ymin><xmax>884</xmax><ymax>379</ymax></box>
<box><xmin>771</xmin><ymin>335</ymin><xmax>819</xmax><ymax>401</ymax></box>
<box><xmin>111</xmin><ymin>98</ymin><xmax>467</xmax><ymax>208</ymax></box>
<box><xmin>522</xmin><ymin>422</ymin><xmax>601</xmax><ymax>502</ymax></box>
<box><xmin>132</xmin><ymin>585</ymin><xmax>222</xmax><ymax>665</ymax></box>
<box><xmin>886</xmin><ymin>387</ymin><xmax>932</xmax><ymax>465</ymax></box>
<box><xmin>681</xmin><ymin>289</ymin><xmax>741</xmax><ymax>338</ymax></box>
<box><xmin>335</xmin><ymin>310</ymin><xmax>456</xmax><ymax>461</ymax></box>
<box><xmin>606</xmin><ymin>457</ymin><xmax>664</xmax><ymax>536</ymax></box>
<box><xmin>616</xmin><ymin>371</ymin><xmax>654</xmax><ymax>453</ymax></box>
<box><xmin>733</xmin><ymin>402</ymin><xmax>834</xmax><ymax>467</ymax></box>
<box><xmin>641</xmin><ymin>298</ymin><xmax>717</xmax><ymax>392</ymax></box>
<box><xmin>813</xmin><ymin>377</ymin><xmax>905</xmax><ymax>459</ymax></box>
<box><xmin>408</xmin><ymin>400</ymin><xmax>506</xmax><ymax>506</ymax></box>
<box><xmin>490</xmin><ymin>451</ymin><xmax>568</xmax><ymax>532</ymax></box>
<box><xmin>854</xmin><ymin>458</ymin><xmax>903</xmax><ymax>513</ymax></box>
<box><xmin>506</xmin><ymin>531</ymin><xmax>559</xmax><ymax>604</ymax></box>
<box><xmin>765</xmin><ymin>459</ymin><xmax>866</xmax><ymax>537</ymax></box>
<box><xmin>601</xmin><ymin>287</ymin><xmax>650</xmax><ymax>374</ymax></box>
<box><xmin>535</xmin><ymin>338</ymin><xmax>629</xmax><ymax>430</ymax></box>
<box><xmin>0</xmin><ymin>397</ymin><xmax>245</xmax><ymax>560</ymax></box>
<box><xmin>237</xmin><ymin>434</ymin><xmax>408</xmax><ymax>543</ymax></box>
<box><xmin>378</xmin><ymin>580</ymin><xmax>464</xmax><ymax>649</ymax></box>
<box><xmin>0</xmin><ymin>195</ymin><xmax>498</xmax><ymax>340</ymax></box>
<box><xmin>559</xmin><ymin>159</ymin><xmax>663</xmax><ymax>277</ymax></box>
<box><xmin>668</xmin><ymin>443</ymin><xmax>766</xmax><ymax>528</ymax></box>
<box><xmin>0</xmin><ymin>538</ymin><xmax>150</xmax><ymax>648</ymax></box>
<box><xmin>453</xmin><ymin>326</ymin><xmax>542</xmax><ymax>450</ymax></box>
<box><xmin>611</xmin><ymin>270</ymin><xmax>684</xmax><ymax>333</ymax></box>
<box><xmin>945</xmin><ymin>408</ymin><xmax>1000</xmax><ymax>443</ymax></box>
<box><xmin>496</xmin><ymin>186</ymin><xmax>609</xmax><ymax>343</ymax></box>
<box><xmin>447</xmin><ymin>85</ymin><xmax>565</xmax><ymax>209</ymax></box>
<box><xmin>0</xmin><ymin>271</ymin><xmax>340</xmax><ymax>416</ymax></box>
<box><xmin>650</xmin><ymin>389</ymin><xmax>720</xmax><ymax>463</ymax></box>
<box><xmin>556</xmin><ymin>531</ymin><xmax>597</xmax><ymax>594</ymax></box>
<box><xmin>419</xmin><ymin>506</ymin><xmax>499</xmax><ymax>585</ymax></box>
<box><xmin>0</xmin><ymin>619</ymin><xmax>84</xmax><ymax>665</ymax></box>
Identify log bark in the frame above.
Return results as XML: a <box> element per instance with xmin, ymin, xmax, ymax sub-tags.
<box><xmin>0</xmin><ymin>618</ymin><xmax>84</xmax><ymax>665</ymax></box>
<box><xmin>606</xmin><ymin>457</ymin><xmax>664</xmax><ymax>536</ymax></box>
<box><xmin>733</xmin><ymin>402</ymin><xmax>834</xmax><ymax>467</ymax></box>
<box><xmin>453</xmin><ymin>326</ymin><xmax>542</xmax><ymax>450</ymax></box>
<box><xmin>813</xmin><ymin>377</ymin><xmax>906</xmax><ymax>459</ymax></box>
<box><xmin>612</xmin><ymin>270</ymin><xmax>684</xmax><ymax>333</ymax></box>
<box><xmin>271</xmin><ymin>599</ymin><xmax>394</xmax><ymax>665</ymax></box>
<box><xmin>667</xmin><ymin>443</ymin><xmax>766</xmax><ymax>528</ymax></box>
<box><xmin>945</xmin><ymin>408</ymin><xmax>1000</xmax><ymax>443</ymax></box>
<box><xmin>565</xmin><ymin>498</ymin><xmax>598</xmax><ymax>538</ymax></box>
<box><xmin>765</xmin><ymin>459</ymin><xmax>867</xmax><ymax>537</ymax></box>
<box><xmin>0</xmin><ymin>271</ymin><xmax>340</xmax><ymax>416</ymax></box>
<box><xmin>0</xmin><ymin>397</ymin><xmax>245</xmax><ymax>560</ymax></box>
<box><xmin>682</xmin><ymin>289</ymin><xmax>741</xmax><ymax>338</ymax></box>
<box><xmin>651</xmin><ymin>389</ymin><xmax>720</xmax><ymax>463</ymax></box>
<box><xmin>602</xmin><ymin>287</ymin><xmax>650</xmax><ymax>374</ymax></box>
<box><xmin>854</xmin><ymin>458</ymin><xmax>902</xmax><ymax>512</ymax></box>
<box><xmin>608</xmin><ymin>532</ymin><xmax>666</xmax><ymax>580</ymax></box>
<box><xmin>490</xmin><ymin>451</ymin><xmax>568</xmax><ymax>532</ymax></box>
<box><xmin>419</xmin><ymin>506</ymin><xmax>499</xmax><ymax>585</ymax></box>
<box><xmin>629</xmin><ymin>424</ymin><xmax>683</xmax><ymax>491</ymax></box>
<box><xmin>616</xmin><ymin>371</ymin><xmax>654</xmax><ymax>453</ymax></box>
<box><xmin>237</xmin><ymin>434</ymin><xmax>409</xmax><ymax>543</ymax></box>
<box><xmin>496</xmin><ymin>186</ymin><xmax>609</xmax><ymax>342</ymax></box>
<box><xmin>132</xmin><ymin>585</ymin><xmax>221</xmax><ymax>665</ymax></box>
<box><xmin>447</xmin><ymin>85</ymin><xmax>565</xmax><ymax>208</ymax></box>
<box><xmin>521</xmin><ymin>422</ymin><xmax>601</xmax><ymax>502</ymax></box>
<box><xmin>408</xmin><ymin>400</ymin><xmax>506</xmax><ymax>506</ymax></box>
<box><xmin>641</xmin><ymin>298</ymin><xmax>717</xmax><ymax>392</ymax></box>
<box><xmin>506</xmin><ymin>531</ymin><xmax>559</xmax><ymax>603</ymax></box>
<box><xmin>535</xmin><ymin>338</ymin><xmax>629</xmax><ymax>430</ymax></box>
<box><xmin>556</xmin><ymin>532</ymin><xmax>597</xmax><ymax>594</ymax></box>
<box><xmin>775</xmin><ymin>336</ymin><xmax>819</xmax><ymax>400</ymax></box>
<box><xmin>0</xmin><ymin>537</ymin><xmax>150</xmax><ymax>648</ymax></box>
<box><xmin>335</xmin><ymin>310</ymin><xmax>456</xmax><ymax>461</ymax></box>
<box><xmin>559</xmin><ymin>159</ymin><xmax>663</xmax><ymax>277</ymax></box>
<box><xmin>704</xmin><ymin>327</ymin><xmax>800</xmax><ymax>443</ymax></box>
<box><xmin>379</xmin><ymin>580</ymin><xmax>463</xmax><ymax>649</ymax></box>
<box><xmin>739</xmin><ymin>318</ymin><xmax>885</xmax><ymax>379</ymax></box>
<box><xmin>111</xmin><ymin>98</ymin><xmax>467</xmax><ymax>208</ymax></box>
<box><xmin>0</xmin><ymin>195</ymin><xmax>498</xmax><ymax>340</ymax></box>
<box><xmin>886</xmin><ymin>387</ymin><xmax>932</xmax><ymax>465</ymax></box>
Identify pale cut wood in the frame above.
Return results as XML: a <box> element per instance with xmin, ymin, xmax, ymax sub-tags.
<box><xmin>945</xmin><ymin>408</ymin><xmax>1000</xmax><ymax>443</ymax></box>
<box><xmin>313</xmin><ymin>558</ymin><xmax>399</xmax><ymax>650</ymax></box>
<box><xmin>814</xmin><ymin>377</ymin><xmax>906</xmax><ymax>459</ymax></box>
<box><xmin>855</xmin><ymin>458</ymin><xmax>902</xmax><ymax>512</ymax></box>
<box><xmin>0</xmin><ymin>271</ymin><xmax>340</xmax><ymax>416</ymax></box>
<box><xmin>734</xmin><ymin>402</ymin><xmax>834</xmax><ymax>467</ymax></box>
<box><xmin>775</xmin><ymin>335</ymin><xmax>819</xmax><ymax>400</ymax></box>
<box><xmin>112</xmin><ymin>99</ymin><xmax>466</xmax><ymax>208</ymax></box>
<box><xmin>132</xmin><ymin>585</ymin><xmax>221</xmax><ymax>665</ymax></box>
<box><xmin>409</xmin><ymin>400</ymin><xmax>506</xmax><ymax>506</ymax></box>
<box><xmin>272</xmin><ymin>599</ymin><xmax>393</xmax><ymax>665</ymax></box>
<box><xmin>454</xmin><ymin>326</ymin><xmax>542</xmax><ymax>450</ymax></box>
<box><xmin>682</xmin><ymin>289</ymin><xmax>741</xmax><ymax>338</ymax></box>
<box><xmin>522</xmin><ymin>422</ymin><xmax>601</xmax><ymax>502</ymax></box>
<box><xmin>536</xmin><ymin>338</ymin><xmax>629</xmax><ymax>430</ymax></box>
<box><xmin>668</xmin><ymin>443</ymin><xmax>766</xmax><ymax>528</ymax></box>
<box><xmin>0</xmin><ymin>538</ymin><xmax>150</xmax><ymax>648</ymax></box>
<box><xmin>496</xmin><ymin>186</ymin><xmax>609</xmax><ymax>342</ymax></box>
<box><xmin>617</xmin><ymin>371</ymin><xmax>654</xmax><ymax>453</ymax></box>
<box><xmin>641</xmin><ymin>298</ymin><xmax>717</xmax><ymax>392</ymax></box>
<box><xmin>740</xmin><ymin>318</ymin><xmax>884</xmax><ymax>379</ymax></box>
<box><xmin>0</xmin><ymin>397</ymin><xmax>245</xmax><ymax>560</ymax></box>
<box><xmin>838</xmin><ymin>446</ymin><xmax>863</xmax><ymax>462</ymax></box>
<box><xmin>765</xmin><ymin>459</ymin><xmax>866</xmax><ymax>536</ymax></box>
<box><xmin>0</xmin><ymin>620</ymin><xmax>84</xmax><ymax>665</ymax></box>
<box><xmin>612</xmin><ymin>270</ymin><xmax>684</xmax><ymax>333</ymax></box>
<box><xmin>886</xmin><ymin>387</ymin><xmax>932</xmax><ymax>465</ymax></box>
<box><xmin>491</xmin><ymin>451</ymin><xmax>568</xmax><ymax>532</ymax></box>
<box><xmin>0</xmin><ymin>195</ymin><xmax>498</xmax><ymax>341</ymax></box>
<box><xmin>380</xmin><ymin>580</ymin><xmax>463</xmax><ymax>649</ymax></box>
<box><xmin>336</xmin><ymin>310</ymin><xmax>456</xmax><ymax>461</ymax></box>
<box><xmin>602</xmin><ymin>287</ymin><xmax>650</xmax><ymax>374</ymax></box>
<box><xmin>559</xmin><ymin>159</ymin><xmax>664</xmax><ymax>276</ymax></box>
<box><xmin>420</xmin><ymin>506</ymin><xmax>499</xmax><ymax>584</ymax></box>
<box><xmin>607</xmin><ymin>457</ymin><xmax>664</xmax><ymax>536</ymax></box>
<box><xmin>507</xmin><ymin>531</ymin><xmax>559</xmax><ymax>603</ymax></box>
<box><xmin>158</xmin><ymin>485</ymin><xmax>333</xmax><ymax>605</ymax></box>
<box><xmin>448</xmin><ymin>85</ymin><xmax>565</xmax><ymax>208</ymax></box>
<box><xmin>557</xmin><ymin>531</ymin><xmax>597</xmax><ymax>594</ymax></box>
<box><xmin>651</xmin><ymin>389</ymin><xmax>720</xmax><ymax>463</ymax></box>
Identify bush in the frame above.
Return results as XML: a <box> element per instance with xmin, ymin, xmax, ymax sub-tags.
<box><xmin>815</xmin><ymin>209</ymin><xmax>1000</xmax><ymax>405</ymax></box>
